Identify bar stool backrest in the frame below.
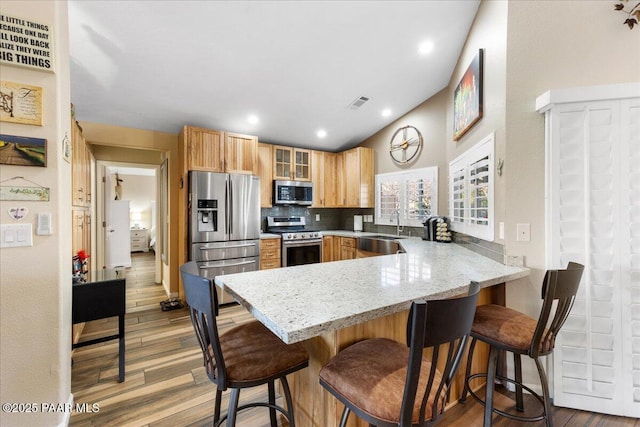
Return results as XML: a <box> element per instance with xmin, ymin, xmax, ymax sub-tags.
<box><xmin>402</xmin><ymin>282</ymin><xmax>480</xmax><ymax>426</ymax></box>
<box><xmin>180</xmin><ymin>261</ymin><xmax>227</xmax><ymax>389</ymax></box>
<box><xmin>531</xmin><ymin>261</ymin><xmax>584</xmax><ymax>358</ymax></box>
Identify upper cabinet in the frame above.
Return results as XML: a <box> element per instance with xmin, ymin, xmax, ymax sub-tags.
<box><xmin>258</xmin><ymin>142</ymin><xmax>273</xmax><ymax>207</ymax></box>
<box><xmin>273</xmin><ymin>146</ymin><xmax>311</xmax><ymax>181</ymax></box>
<box><xmin>225</xmin><ymin>132</ymin><xmax>259</xmax><ymax>175</ymax></box>
<box><xmin>323</xmin><ymin>152</ymin><xmax>344</xmax><ymax>207</ymax></box>
<box><xmin>71</xmin><ymin>119</ymin><xmax>93</xmax><ymax>207</ymax></box>
<box><xmin>311</xmin><ymin>150</ymin><xmax>325</xmax><ymax>207</ymax></box>
<box><xmin>180</xmin><ymin>126</ymin><xmax>258</xmax><ymax>175</ymax></box>
<box><xmin>344</xmin><ymin>147</ymin><xmax>374</xmax><ymax>208</ymax></box>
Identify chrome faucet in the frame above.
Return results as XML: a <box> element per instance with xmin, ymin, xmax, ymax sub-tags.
<box><xmin>390</xmin><ymin>208</ymin><xmax>403</xmax><ymax>236</ymax></box>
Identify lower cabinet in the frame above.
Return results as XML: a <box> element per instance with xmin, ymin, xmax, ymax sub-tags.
<box><xmin>340</xmin><ymin>237</ymin><xmax>356</xmax><ymax>260</ymax></box>
<box><xmin>260</xmin><ymin>238</ymin><xmax>281</xmax><ymax>269</ymax></box>
<box><xmin>322</xmin><ymin>235</ymin><xmax>356</xmax><ymax>261</ymax></box>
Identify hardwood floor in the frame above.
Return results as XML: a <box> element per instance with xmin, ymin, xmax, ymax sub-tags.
<box><xmin>70</xmin><ymin>252</ymin><xmax>639</xmax><ymax>427</ymax></box>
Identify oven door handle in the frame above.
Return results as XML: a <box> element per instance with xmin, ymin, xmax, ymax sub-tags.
<box><xmin>282</xmin><ymin>239</ymin><xmax>323</xmax><ymax>246</ymax></box>
<box><xmin>199</xmin><ymin>259</ymin><xmax>256</xmax><ymax>269</ymax></box>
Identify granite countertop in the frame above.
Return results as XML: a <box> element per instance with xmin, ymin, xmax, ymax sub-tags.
<box><xmin>260</xmin><ymin>233</ymin><xmax>281</xmax><ymax>239</ymax></box>
<box><xmin>215</xmin><ymin>238</ymin><xmax>529</xmax><ymax>344</ymax></box>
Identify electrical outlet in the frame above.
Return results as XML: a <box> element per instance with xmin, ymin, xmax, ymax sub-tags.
<box><xmin>499</xmin><ymin>222</ymin><xmax>504</xmax><ymax>240</ymax></box>
<box><xmin>315</xmin><ymin>214</ymin><xmax>320</xmax><ymax>221</ymax></box>
<box><xmin>516</xmin><ymin>223</ymin><xmax>530</xmax><ymax>242</ymax></box>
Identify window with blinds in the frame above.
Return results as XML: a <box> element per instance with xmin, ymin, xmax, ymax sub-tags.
<box><xmin>448</xmin><ymin>133</ymin><xmax>494</xmax><ymax>241</ymax></box>
<box><xmin>374</xmin><ymin>167</ymin><xmax>438</xmax><ymax>227</ymax></box>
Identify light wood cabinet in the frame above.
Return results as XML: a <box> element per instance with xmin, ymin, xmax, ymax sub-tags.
<box><xmin>322</xmin><ymin>235</ymin><xmax>334</xmax><ymax>262</ymax></box>
<box><xmin>322</xmin><ymin>235</ymin><xmax>357</xmax><ymax>261</ymax></box>
<box><xmin>258</xmin><ymin>143</ymin><xmax>273</xmax><ymax>207</ymax></box>
<box><xmin>340</xmin><ymin>237</ymin><xmax>357</xmax><ymax>260</ymax></box>
<box><xmin>323</xmin><ymin>152</ymin><xmax>345</xmax><ymax>207</ymax></box>
<box><xmin>260</xmin><ymin>238</ymin><xmax>281</xmax><ymax>270</ymax></box>
<box><xmin>225</xmin><ymin>132</ymin><xmax>259</xmax><ymax>175</ymax></box>
<box><xmin>273</xmin><ymin>146</ymin><xmax>311</xmax><ymax>181</ymax></box>
<box><xmin>71</xmin><ymin>119</ymin><xmax>92</xmax><ymax>207</ymax></box>
<box><xmin>179</xmin><ymin>126</ymin><xmax>258</xmax><ymax>174</ymax></box>
<box><xmin>311</xmin><ymin>150</ymin><xmax>325</xmax><ymax>207</ymax></box>
<box><xmin>72</xmin><ymin>209</ymin><xmax>92</xmax><ymax>271</ymax></box>
<box><xmin>344</xmin><ymin>147</ymin><xmax>374</xmax><ymax>208</ymax></box>
<box><xmin>181</xmin><ymin>126</ymin><xmax>225</xmax><ymax>172</ymax></box>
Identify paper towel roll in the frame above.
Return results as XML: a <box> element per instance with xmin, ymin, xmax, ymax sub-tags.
<box><xmin>354</xmin><ymin>215</ymin><xmax>363</xmax><ymax>232</ymax></box>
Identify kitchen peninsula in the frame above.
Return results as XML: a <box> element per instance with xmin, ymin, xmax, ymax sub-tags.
<box><xmin>215</xmin><ymin>239</ymin><xmax>529</xmax><ymax>427</ymax></box>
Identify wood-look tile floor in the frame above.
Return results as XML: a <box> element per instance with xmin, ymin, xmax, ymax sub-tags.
<box><xmin>70</xmin><ymin>252</ymin><xmax>640</xmax><ymax>427</ymax></box>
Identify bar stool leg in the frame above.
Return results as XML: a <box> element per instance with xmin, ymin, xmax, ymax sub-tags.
<box><xmin>514</xmin><ymin>353</ymin><xmax>524</xmax><ymax>412</ymax></box>
<box><xmin>227</xmin><ymin>388</ymin><xmax>240</xmax><ymax>427</ymax></box>
<box><xmin>534</xmin><ymin>357</ymin><xmax>554</xmax><ymax>427</ymax></box>
<box><xmin>459</xmin><ymin>337</ymin><xmax>478</xmax><ymax>403</ymax></box>
<box><xmin>214</xmin><ymin>389</ymin><xmax>222</xmax><ymax>424</ymax></box>
<box><xmin>268</xmin><ymin>380</ymin><xmax>278</xmax><ymax>427</ymax></box>
<box><xmin>338</xmin><ymin>406</ymin><xmax>350</xmax><ymax>427</ymax></box>
<box><xmin>281</xmin><ymin>376</ymin><xmax>296</xmax><ymax>427</ymax></box>
<box><xmin>484</xmin><ymin>345</ymin><xmax>499</xmax><ymax>427</ymax></box>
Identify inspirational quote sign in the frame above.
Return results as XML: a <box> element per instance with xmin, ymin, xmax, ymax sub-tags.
<box><xmin>0</xmin><ymin>14</ymin><xmax>54</xmax><ymax>73</ymax></box>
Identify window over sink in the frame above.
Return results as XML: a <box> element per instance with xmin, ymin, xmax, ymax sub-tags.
<box><xmin>375</xmin><ymin>167</ymin><xmax>438</xmax><ymax>227</ymax></box>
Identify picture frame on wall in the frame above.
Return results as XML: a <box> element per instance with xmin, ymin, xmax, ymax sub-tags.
<box><xmin>0</xmin><ymin>134</ymin><xmax>47</xmax><ymax>167</ymax></box>
<box><xmin>453</xmin><ymin>48</ymin><xmax>484</xmax><ymax>141</ymax></box>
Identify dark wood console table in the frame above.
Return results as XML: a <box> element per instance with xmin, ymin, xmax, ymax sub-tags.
<box><xmin>72</xmin><ymin>269</ymin><xmax>126</xmax><ymax>382</ymax></box>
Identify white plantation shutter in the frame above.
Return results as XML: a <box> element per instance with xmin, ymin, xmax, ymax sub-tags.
<box><xmin>541</xmin><ymin>85</ymin><xmax>640</xmax><ymax>417</ymax></box>
<box><xmin>448</xmin><ymin>133</ymin><xmax>494</xmax><ymax>241</ymax></box>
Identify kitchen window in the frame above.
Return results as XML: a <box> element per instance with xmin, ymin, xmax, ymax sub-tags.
<box><xmin>448</xmin><ymin>132</ymin><xmax>494</xmax><ymax>241</ymax></box>
<box><xmin>375</xmin><ymin>167</ymin><xmax>438</xmax><ymax>227</ymax></box>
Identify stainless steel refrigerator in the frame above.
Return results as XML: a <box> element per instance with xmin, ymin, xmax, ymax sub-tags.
<box><xmin>188</xmin><ymin>171</ymin><xmax>260</xmax><ymax>304</ymax></box>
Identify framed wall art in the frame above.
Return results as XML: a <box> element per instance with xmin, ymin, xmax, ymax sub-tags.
<box><xmin>0</xmin><ymin>134</ymin><xmax>47</xmax><ymax>167</ymax></box>
<box><xmin>0</xmin><ymin>80</ymin><xmax>43</xmax><ymax>126</ymax></box>
<box><xmin>453</xmin><ymin>49</ymin><xmax>484</xmax><ymax>141</ymax></box>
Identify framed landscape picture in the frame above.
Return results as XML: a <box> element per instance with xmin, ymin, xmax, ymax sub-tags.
<box><xmin>0</xmin><ymin>134</ymin><xmax>47</xmax><ymax>167</ymax></box>
<box><xmin>453</xmin><ymin>49</ymin><xmax>483</xmax><ymax>141</ymax></box>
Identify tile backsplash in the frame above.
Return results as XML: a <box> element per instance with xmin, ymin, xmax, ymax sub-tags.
<box><xmin>260</xmin><ymin>206</ymin><xmax>504</xmax><ymax>262</ymax></box>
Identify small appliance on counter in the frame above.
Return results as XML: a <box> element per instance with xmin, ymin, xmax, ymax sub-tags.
<box><xmin>353</xmin><ymin>215</ymin><xmax>363</xmax><ymax>232</ymax></box>
<box><xmin>423</xmin><ymin>216</ymin><xmax>452</xmax><ymax>242</ymax></box>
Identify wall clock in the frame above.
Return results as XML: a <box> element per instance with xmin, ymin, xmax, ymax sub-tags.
<box><xmin>389</xmin><ymin>125</ymin><xmax>423</xmax><ymax>163</ymax></box>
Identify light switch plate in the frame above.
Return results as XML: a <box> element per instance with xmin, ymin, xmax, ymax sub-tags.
<box><xmin>1</xmin><ymin>223</ymin><xmax>33</xmax><ymax>248</ymax></box>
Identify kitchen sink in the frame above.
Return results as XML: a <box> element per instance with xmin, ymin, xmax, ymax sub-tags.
<box><xmin>364</xmin><ymin>234</ymin><xmax>407</xmax><ymax>240</ymax></box>
<box><xmin>358</xmin><ymin>236</ymin><xmax>406</xmax><ymax>255</ymax></box>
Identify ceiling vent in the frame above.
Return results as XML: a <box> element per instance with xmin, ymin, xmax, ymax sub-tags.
<box><xmin>347</xmin><ymin>96</ymin><xmax>370</xmax><ymax>110</ymax></box>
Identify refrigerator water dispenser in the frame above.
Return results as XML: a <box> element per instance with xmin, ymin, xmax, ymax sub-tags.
<box><xmin>197</xmin><ymin>199</ymin><xmax>217</xmax><ymax>232</ymax></box>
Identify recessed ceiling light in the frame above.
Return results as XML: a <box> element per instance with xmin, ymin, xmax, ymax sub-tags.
<box><xmin>247</xmin><ymin>114</ymin><xmax>259</xmax><ymax>124</ymax></box>
<box><xmin>382</xmin><ymin>109</ymin><xmax>392</xmax><ymax>117</ymax></box>
<box><xmin>316</xmin><ymin>129</ymin><xmax>327</xmax><ymax>139</ymax></box>
<box><xmin>418</xmin><ymin>41</ymin><xmax>434</xmax><ymax>55</ymax></box>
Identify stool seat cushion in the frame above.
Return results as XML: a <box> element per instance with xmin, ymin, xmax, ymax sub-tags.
<box><xmin>472</xmin><ymin>304</ymin><xmax>552</xmax><ymax>354</ymax></box>
<box><xmin>211</xmin><ymin>320</ymin><xmax>308</xmax><ymax>385</ymax></box>
<box><xmin>319</xmin><ymin>338</ymin><xmax>445</xmax><ymax>424</ymax></box>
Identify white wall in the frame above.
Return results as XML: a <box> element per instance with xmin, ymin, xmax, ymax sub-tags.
<box><xmin>0</xmin><ymin>2</ymin><xmax>72</xmax><ymax>426</ymax></box>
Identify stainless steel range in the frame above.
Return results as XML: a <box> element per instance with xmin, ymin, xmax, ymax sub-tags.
<box><xmin>266</xmin><ymin>216</ymin><xmax>322</xmax><ymax>267</ymax></box>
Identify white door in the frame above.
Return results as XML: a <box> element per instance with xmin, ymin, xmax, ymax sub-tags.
<box><xmin>106</xmin><ymin>199</ymin><xmax>131</xmax><ymax>268</ymax></box>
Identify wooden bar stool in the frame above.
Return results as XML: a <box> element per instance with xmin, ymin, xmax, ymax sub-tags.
<box><xmin>459</xmin><ymin>262</ymin><xmax>584</xmax><ymax>427</ymax></box>
<box><xmin>180</xmin><ymin>262</ymin><xmax>309</xmax><ymax>427</ymax></box>
<box><xmin>319</xmin><ymin>282</ymin><xmax>480</xmax><ymax>427</ymax></box>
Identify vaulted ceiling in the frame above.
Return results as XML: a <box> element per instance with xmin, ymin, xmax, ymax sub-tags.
<box><xmin>69</xmin><ymin>1</ymin><xmax>479</xmax><ymax>151</ymax></box>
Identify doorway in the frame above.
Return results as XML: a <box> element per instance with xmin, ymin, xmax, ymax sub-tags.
<box><xmin>96</xmin><ymin>161</ymin><xmax>162</xmax><ymax>284</ymax></box>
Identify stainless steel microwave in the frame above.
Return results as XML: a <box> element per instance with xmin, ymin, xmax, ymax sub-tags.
<box><xmin>273</xmin><ymin>180</ymin><xmax>313</xmax><ymax>205</ymax></box>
